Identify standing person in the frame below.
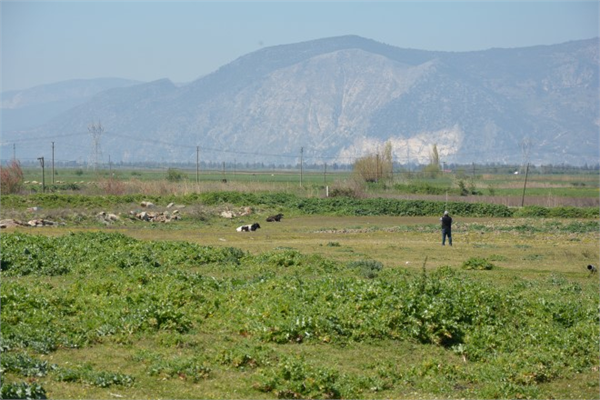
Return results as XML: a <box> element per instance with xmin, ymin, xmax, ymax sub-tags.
<box><xmin>440</xmin><ymin>210</ymin><xmax>452</xmax><ymax>246</ymax></box>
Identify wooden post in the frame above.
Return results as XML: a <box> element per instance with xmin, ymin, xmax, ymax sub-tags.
<box><xmin>37</xmin><ymin>157</ymin><xmax>45</xmax><ymax>192</ymax></box>
<box><xmin>521</xmin><ymin>162</ymin><xmax>530</xmax><ymax>207</ymax></box>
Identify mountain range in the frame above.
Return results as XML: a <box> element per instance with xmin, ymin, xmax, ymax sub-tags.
<box><xmin>2</xmin><ymin>35</ymin><xmax>598</xmax><ymax>166</ymax></box>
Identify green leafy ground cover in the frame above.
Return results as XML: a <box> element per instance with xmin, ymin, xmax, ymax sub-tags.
<box><xmin>1</xmin><ymin>230</ymin><xmax>598</xmax><ymax>399</ymax></box>
<box><xmin>2</xmin><ymin>192</ymin><xmax>598</xmax><ymax>219</ymax></box>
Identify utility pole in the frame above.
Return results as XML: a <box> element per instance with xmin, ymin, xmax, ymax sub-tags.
<box><xmin>196</xmin><ymin>146</ymin><xmax>200</xmax><ymax>184</ymax></box>
<box><xmin>521</xmin><ymin>162</ymin><xmax>530</xmax><ymax>207</ymax></box>
<box><xmin>13</xmin><ymin>144</ymin><xmax>16</xmax><ymax>161</ymax></box>
<box><xmin>37</xmin><ymin>157</ymin><xmax>45</xmax><ymax>193</ymax></box>
<box><xmin>51</xmin><ymin>142</ymin><xmax>55</xmax><ymax>184</ymax></box>
<box><xmin>520</xmin><ymin>137</ymin><xmax>532</xmax><ymax>174</ymax></box>
<box><xmin>300</xmin><ymin>147</ymin><xmax>304</xmax><ymax>188</ymax></box>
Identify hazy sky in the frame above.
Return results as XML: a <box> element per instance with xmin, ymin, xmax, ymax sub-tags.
<box><xmin>1</xmin><ymin>1</ymin><xmax>598</xmax><ymax>92</ymax></box>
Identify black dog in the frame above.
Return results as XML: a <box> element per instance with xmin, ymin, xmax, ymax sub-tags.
<box><xmin>236</xmin><ymin>223</ymin><xmax>261</xmax><ymax>232</ymax></box>
<box><xmin>266</xmin><ymin>213</ymin><xmax>284</xmax><ymax>222</ymax></box>
<box><xmin>587</xmin><ymin>264</ymin><xmax>597</xmax><ymax>275</ymax></box>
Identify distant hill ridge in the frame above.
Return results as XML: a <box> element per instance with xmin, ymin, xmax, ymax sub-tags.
<box><xmin>2</xmin><ymin>35</ymin><xmax>598</xmax><ymax>166</ymax></box>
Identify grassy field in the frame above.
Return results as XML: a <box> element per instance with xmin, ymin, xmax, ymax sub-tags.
<box><xmin>19</xmin><ymin>166</ymin><xmax>600</xmax><ymax>203</ymax></box>
<box><xmin>1</xmin><ymin>185</ymin><xmax>599</xmax><ymax>399</ymax></box>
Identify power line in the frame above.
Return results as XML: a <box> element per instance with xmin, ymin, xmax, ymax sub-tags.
<box><xmin>0</xmin><ymin>132</ymin><xmax>87</xmax><ymax>144</ymax></box>
<box><xmin>2</xmin><ymin>128</ymin><xmax>595</xmax><ymax>165</ymax></box>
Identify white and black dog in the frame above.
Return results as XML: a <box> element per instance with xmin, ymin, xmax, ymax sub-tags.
<box><xmin>236</xmin><ymin>223</ymin><xmax>261</xmax><ymax>232</ymax></box>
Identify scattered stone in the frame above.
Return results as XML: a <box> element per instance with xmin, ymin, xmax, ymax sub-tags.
<box><xmin>0</xmin><ymin>219</ymin><xmax>27</xmax><ymax>228</ymax></box>
<box><xmin>1</xmin><ymin>218</ymin><xmax>60</xmax><ymax>228</ymax></box>
<box><xmin>27</xmin><ymin>219</ymin><xmax>56</xmax><ymax>227</ymax></box>
<box><xmin>240</xmin><ymin>207</ymin><xmax>253</xmax><ymax>216</ymax></box>
<box><xmin>98</xmin><ymin>212</ymin><xmax>121</xmax><ymax>224</ymax></box>
<box><xmin>221</xmin><ymin>211</ymin><xmax>235</xmax><ymax>219</ymax></box>
<box><xmin>131</xmin><ymin>210</ymin><xmax>179</xmax><ymax>223</ymax></box>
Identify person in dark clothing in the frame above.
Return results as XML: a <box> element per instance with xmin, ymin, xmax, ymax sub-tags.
<box><xmin>440</xmin><ymin>210</ymin><xmax>452</xmax><ymax>246</ymax></box>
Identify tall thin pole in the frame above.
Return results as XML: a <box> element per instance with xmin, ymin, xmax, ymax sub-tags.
<box><xmin>38</xmin><ymin>157</ymin><xmax>45</xmax><ymax>193</ymax></box>
<box><xmin>521</xmin><ymin>162</ymin><xmax>530</xmax><ymax>207</ymax></box>
<box><xmin>300</xmin><ymin>147</ymin><xmax>304</xmax><ymax>187</ymax></box>
<box><xmin>324</xmin><ymin>162</ymin><xmax>327</xmax><ymax>184</ymax></box>
<box><xmin>196</xmin><ymin>146</ymin><xmax>199</xmax><ymax>184</ymax></box>
<box><xmin>51</xmin><ymin>142</ymin><xmax>55</xmax><ymax>184</ymax></box>
<box><xmin>13</xmin><ymin>144</ymin><xmax>16</xmax><ymax>161</ymax></box>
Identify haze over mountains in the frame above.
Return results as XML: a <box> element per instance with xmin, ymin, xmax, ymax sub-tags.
<box><xmin>2</xmin><ymin>35</ymin><xmax>598</xmax><ymax>166</ymax></box>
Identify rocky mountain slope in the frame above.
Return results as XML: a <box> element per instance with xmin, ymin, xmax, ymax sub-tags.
<box><xmin>3</xmin><ymin>36</ymin><xmax>598</xmax><ymax>166</ymax></box>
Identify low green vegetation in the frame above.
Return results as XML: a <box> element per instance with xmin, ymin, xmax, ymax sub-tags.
<box><xmin>2</xmin><ymin>192</ymin><xmax>598</xmax><ymax>219</ymax></box>
<box><xmin>461</xmin><ymin>257</ymin><xmax>495</xmax><ymax>270</ymax></box>
<box><xmin>1</xmin><ymin>165</ymin><xmax>598</xmax><ymax>399</ymax></box>
<box><xmin>1</xmin><ymin>231</ymin><xmax>598</xmax><ymax>399</ymax></box>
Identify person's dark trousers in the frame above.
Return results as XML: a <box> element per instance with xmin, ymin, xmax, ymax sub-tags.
<box><xmin>442</xmin><ymin>228</ymin><xmax>452</xmax><ymax>246</ymax></box>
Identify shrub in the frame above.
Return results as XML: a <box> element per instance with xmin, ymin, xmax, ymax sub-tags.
<box><xmin>347</xmin><ymin>259</ymin><xmax>383</xmax><ymax>279</ymax></box>
<box><xmin>254</xmin><ymin>356</ymin><xmax>353</xmax><ymax>399</ymax></box>
<box><xmin>0</xmin><ymin>382</ymin><xmax>47</xmax><ymax>399</ymax></box>
<box><xmin>166</xmin><ymin>168</ymin><xmax>185</xmax><ymax>182</ymax></box>
<box><xmin>461</xmin><ymin>257</ymin><xmax>495</xmax><ymax>270</ymax></box>
<box><xmin>393</xmin><ymin>182</ymin><xmax>451</xmax><ymax>195</ymax></box>
<box><xmin>329</xmin><ymin>187</ymin><xmax>359</xmax><ymax>198</ymax></box>
<box><xmin>1</xmin><ymin>353</ymin><xmax>57</xmax><ymax>377</ymax></box>
<box><xmin>55</xmin><ymin>365</ymin><xmax>135</xmax><ymax>387</ymax></box>
<box><xmin>99</xmin><ymin>177</ymin><xmax>126</xmax><ymax>195</ymax></box>
<box><xmin>0</xmin><ymin>160</ymin><xmax>24</xmax><ymax>194</ymax></box>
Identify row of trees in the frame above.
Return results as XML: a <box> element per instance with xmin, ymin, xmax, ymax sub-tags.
<box><xmin>353</xmin><ymin>142</ymin><xmax>442</xmax><ymax>182</ymax></box>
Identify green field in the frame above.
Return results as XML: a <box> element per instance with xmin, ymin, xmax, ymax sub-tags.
<box><xmin>18</xmin><ymin>166</ymin><xmax>600</xmax><ymax>202</ymax></box>
<box><xmin>1</xmin><ymin>171</ymin><xmax>599</xmax><ymax>399</ymax></box>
